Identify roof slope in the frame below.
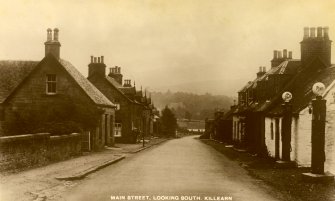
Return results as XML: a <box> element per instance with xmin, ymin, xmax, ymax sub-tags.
<box><xmin>267</xmin><ymin>60</ymin><xmax>335</xmax><ymax>115</ymax></box>
<box><xmin>0</xmin><ymin>60</ymin><xmax>39</xmax><ymax>103</ymax></box>
<box><xmin>104</xmin><ymin>76</ymin><xmax>134</xmax><ymax>103</ymax></box>
<box><xmin>59</xmin><ymin>59</ymin><xmax>115</xmax><ymax>107</ymax></box>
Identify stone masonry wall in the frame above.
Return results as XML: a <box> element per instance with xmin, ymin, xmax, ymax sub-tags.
<box><xmin>0</xmin><ymin>133</ymin><xmax>81</xmax><ymax>172</ymax></box>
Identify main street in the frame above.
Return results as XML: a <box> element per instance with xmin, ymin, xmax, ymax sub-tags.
<box><xmin>61</xmin><ymin>136</ymin><xmax>282</xmax><ymax>201</ymax></box>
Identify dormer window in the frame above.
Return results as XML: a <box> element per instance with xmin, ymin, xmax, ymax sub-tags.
<box><xmin>46</xmin><ymin>74</ymin><xmax>57</xmax><ymax>94</ymax></box>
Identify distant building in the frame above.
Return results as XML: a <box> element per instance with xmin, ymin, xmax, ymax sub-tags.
<box><xmin>88</xmin><ymin>63</ymin><xmax>155</xmax><ymax>143</ymax></box>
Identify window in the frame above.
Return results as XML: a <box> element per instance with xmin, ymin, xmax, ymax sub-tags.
<box><xmin>46</xmin><ymin>74</ymin><xmax>57</xmax><ymax>94</ymax></box>
<box><xmin>114</xmin><ymin>123</ymin><xmax>122</xmax><ymax>137</ymax></box>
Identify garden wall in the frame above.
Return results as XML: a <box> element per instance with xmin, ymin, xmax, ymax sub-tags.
<box><xmin>0</xmin><ymin>133</ymin><xmax>81</xmax><ymax>172</ymax></box>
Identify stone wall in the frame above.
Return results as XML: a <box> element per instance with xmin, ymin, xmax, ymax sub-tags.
<box><xmin>0</xmin><ymin>133</ymin><xmax>81</xmax><ymax>172</ymax></box>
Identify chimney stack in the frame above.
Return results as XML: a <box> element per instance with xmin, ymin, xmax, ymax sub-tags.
<box><xmin>108</xmin><ymin>65</ymin><xmax>123</xmax><ymax>85</ymax></box>
<box><xmin>88</xmin><ymin>55</ymin><xmax>107</xmax><ymax>78</ymax></box>
<box><xmin>257</xmin><ymin>66</ymin><xmax>266</xmax><ymax>78</ymax></box>
<box><xmin>301</xmin><ymin>26</ymin><xmax>332</xmax><ymax>67</ymax></box>
<box><xmin>44</xmin><ymin>28</ymin><xmax>61</xmax><ymax>59</ymax></box>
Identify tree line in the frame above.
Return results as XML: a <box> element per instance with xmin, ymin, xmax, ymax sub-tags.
<box><xmin>151</xmin><ymin>91</ymin><xmax>234</xmax><ymax>120</ymax></box>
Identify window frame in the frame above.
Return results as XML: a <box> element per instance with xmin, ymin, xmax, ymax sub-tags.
<box><xmin>46</xmin><ymin>74</ymin><xmax>57</xmax><ymax>95</ymax></box>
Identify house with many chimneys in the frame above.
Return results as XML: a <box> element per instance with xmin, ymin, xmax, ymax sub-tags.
<box><xmin>217</xmin><ymin>26</ymin><xmax>335</xmax><ymax>175</ymax></box>
<box><xmin>0</xmin><ymin>28</ymin><xmax>116</xmax><ymax>151</ymax></box>
<box><xmin>88</xmin><ymin>60</ymin><xmax>155</xmax><ymax>143</ymax></box>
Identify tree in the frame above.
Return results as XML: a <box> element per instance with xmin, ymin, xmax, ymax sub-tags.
<box><xmin>160</xmin><ymin>106</ymin><xmax>177</xmax><ymax>137</ymax></box>
<box><xmin>185</xmin><ymin>111</ymin><xmax>192</xmax><ymax>120</ymax></box>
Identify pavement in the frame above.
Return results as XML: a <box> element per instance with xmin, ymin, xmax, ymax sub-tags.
<box><xmin>60</xmin><ymin>135</ymin><xmax>282</xmax><ymax>201</ymax></box>
<box><xmin>0</xmin><ymin>137</ymin><xmax>169</xmax><ymax>201</ymax></box>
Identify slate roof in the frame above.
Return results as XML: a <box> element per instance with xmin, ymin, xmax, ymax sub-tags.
<box><xmin>267</xmin><ymin>63</ymin><xmax>335</xmax><ymax>115</ymax></box>
<box><xmin>105</xmin><ymin>76</ymin><xmax>122</xmax><ymax>88</ymax></box>
<box><xmin>119</xmin><ymin>87</ymin><xmax>136</xmax><ymax>95</ymax></box>
<box><xmin>59</xmin><ymin>59</ymin><xmax>115</xmax><ymax>107</ymax></box>
<box><xmin>234</xmin><ymin>59</ymin><xmax>301</xmax><ymax>115</ymax></box>
<box><xmin>0</xmin><ymin>60</ymin><xmax>39</xmax><ymax>103</ymax></box>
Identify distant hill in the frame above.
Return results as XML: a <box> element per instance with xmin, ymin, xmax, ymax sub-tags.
<box><xmin>151</xmin><ymin>91</ymin><xmax>234</xmax><ymax>120</ymax></box>
<box><xmin>149</xmin><ymin>79</ymin><xmax>246</xmax><ymax>96</ymax></box>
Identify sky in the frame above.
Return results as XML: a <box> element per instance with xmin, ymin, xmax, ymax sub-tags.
<box><xmin>0</xmin><ymin>0</ymin><xmax>335</xmax><ymax>96</ymax></box>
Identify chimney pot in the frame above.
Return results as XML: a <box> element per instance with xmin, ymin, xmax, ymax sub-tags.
<box><xmin>263</xmin><ymin>66</ymin><xmax>266</xmax><ymax>72</ymax></box>
<box><xmin>94</xmin><ymin>57</ymin><xmax>97</xmax><ymax>63</ymax></box>
<box><xmin>90</xmin><ymin>56</ymin><xmax>93</xmax><ymax>63</ymax></box>
<box><xmin>278</xmin><ymin>51</ymin><xmax>282</xmax><ymax>59</ymax></box>
<box><xmin>47</xmin><ymin>28</ymin><xmax>52</xmax><ymax>41</ymax></box>
<box><xmin>323</xmin><ymin>27</ymin><xmax>329</xmax><ymax>39</ymax></box>
<box><xmin>304</xmin><ymin>27</ymin><xmax>309</xmax><ymax>39</ymax></box>
<box><xmin>98</xmin><ymin>57</ymin><xmax>100</xmax><ymax>63</ymax></box>
<box><xmin>283</xmin><ymin>49</ymin><xmax>287</xmax><ymax>59</ymax></box>
<box><xmin>310</xmin><ymin>27</ymin><xmax>316</xmax><ymax>37</ymax></box>
<box><xmin>273</xmin><ymin>50</ymin><xmax>278</xmax><ymax>59</ymax></box>
<box><xmin>317</xmin><ymin>26</ymin><xmax>323</xmax><ymax>37</ymax></box>
<box><xmin>288</xmin><ymin>51</ymin><xmax>292</xmax><ymax>59</ymax></box>
<box><xmin>101</xmin><ymin>56</ymin><xmax>104</xmax><ymax>64</ymax></box>
<box><xmin>259</xmin><ymin>66</ymin><xmax>262</xmax><ymax>72</ymax></box>
<box><xmin>110</xmin><ymin>68</ymin><xmax>112</xmax><ymax>73</ymax></box>
<box><xmin>53</xmin><ymin>28</ymin><xmax>59</xmax><ymax>41</ymax></box>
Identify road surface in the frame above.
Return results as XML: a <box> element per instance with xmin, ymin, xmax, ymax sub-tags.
<box><xmin>62</xmin><ymin>136</ymin><xmax>281</xmax><ymax>201</ymax></box>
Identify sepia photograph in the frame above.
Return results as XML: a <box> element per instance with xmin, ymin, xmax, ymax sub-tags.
<box><xmin>1</xmin><ymin>0</ymin><xmax>335</xmax><ymax>200</ymax></box>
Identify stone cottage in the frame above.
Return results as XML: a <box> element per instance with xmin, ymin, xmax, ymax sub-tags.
<box><xmin>88</xmin><ymin>62</ymin><xmax>154</xmax><ymax>143</ymax></box>
<box><xmin>0</xmin><ymin>28</ymin><xmax>116</xmax><ymax>151</ymax></box>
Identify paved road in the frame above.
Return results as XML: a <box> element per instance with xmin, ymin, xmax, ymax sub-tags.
<box><xmin>62</xmin><ymin>136</ymin><xmax>281</xmax><ymax>201</ymax></box>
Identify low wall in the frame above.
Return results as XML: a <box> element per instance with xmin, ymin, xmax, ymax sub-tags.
<box><xmin>0</xmin><ymin>133</ymin><xmax>82</xmax><ymax>172</ymax></box>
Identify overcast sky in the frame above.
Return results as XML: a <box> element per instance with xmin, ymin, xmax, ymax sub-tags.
<box><xmin>0</xmin><ymin>0</ymin><xmax>335</xmax><ymax>96</ymax></box>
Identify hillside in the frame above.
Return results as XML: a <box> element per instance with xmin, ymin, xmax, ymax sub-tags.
<box><xmin>151</xmin><ymin>91</ymin><xmax>234</xmax><ymax>120</ymax></box>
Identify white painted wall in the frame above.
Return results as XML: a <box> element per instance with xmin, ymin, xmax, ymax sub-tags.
<box><xmin>323</xmin><ymin>85</ymin><xmax>335</xmax><ymax>174</ymax></box>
